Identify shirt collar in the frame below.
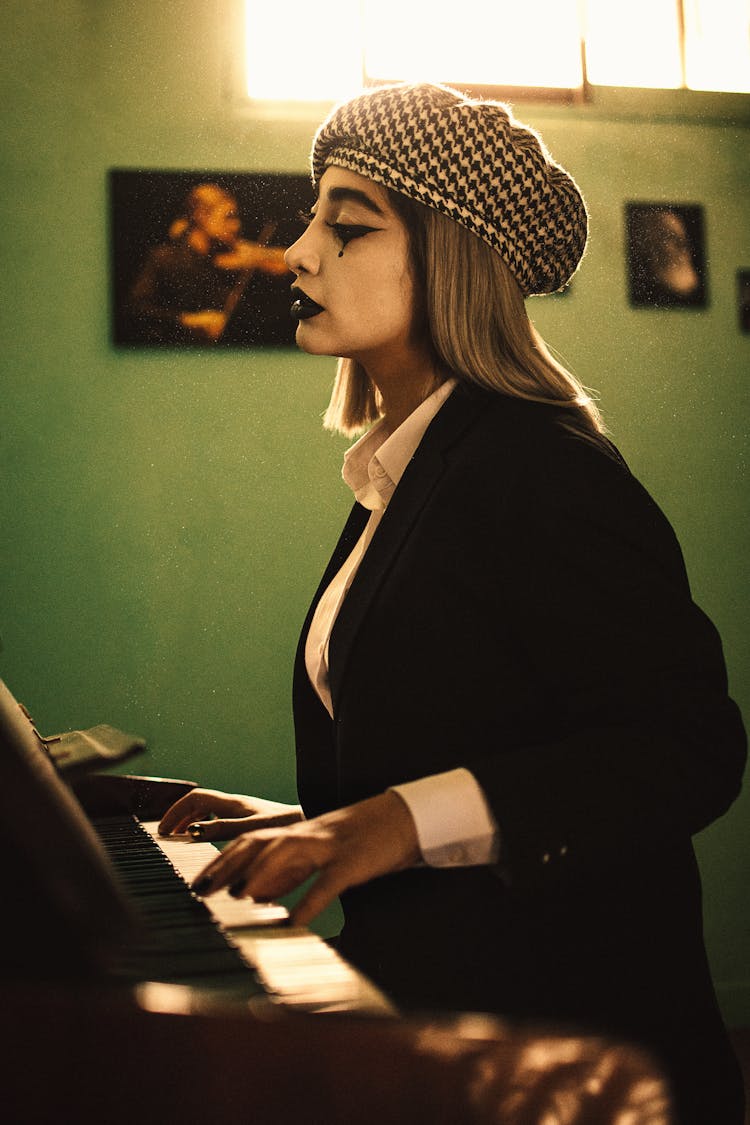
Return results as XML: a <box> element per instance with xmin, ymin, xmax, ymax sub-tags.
<box><xmin>342</xmin><ymin>378</ymin><xmax>457</xmax><ymax>511</ymax></box>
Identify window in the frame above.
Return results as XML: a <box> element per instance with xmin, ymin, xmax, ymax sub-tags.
<box><xmin>244</xmin><ymin>0</ymin><xmax>750</xmax><ymax>102</ymax></box>
<box><xmin>584</xmin><ymin>0</ymin><xmax>750</xmax><ymax>92</ymax></box>
<box><xmin>584</xmin><ymin>1</ymin><xmax>683</xmax><ymax>89</ymax></box>
<box><xmin>361</xmin><ymin>0</ymin><xmax>583</xmax><ymax>93</ymax></box>
<box><xmin>683</xmin><ymin>0</ymin><xmax>750</xmax><ymax>92</ymax></box>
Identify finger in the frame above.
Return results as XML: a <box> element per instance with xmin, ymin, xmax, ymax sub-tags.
<box><xmin>187</xmin><ymin>816</ymin><xmax>260</xmax><ymax>842</ymax></box>
<box><xmin>161</xmin><ymin>807</ymin><xmax>216</xmax><ymax>836</ymax></box>
<box><xmin>158</xmin><ymin>794</ymin><xmax>205</xmax><ymax>836</ymax></box>
<box><xmin>192</xmin><ymin>833</ymin><xmax>272</xmax><ymax>895</ymax></box>
<box><xmin>188</xmin><ymin>811</ymin><xmax>302</xmax><ymax>842</ymax></box>
<box><xmin>237</xmin><ymin>836</ymin><xmax>325</xmax><ymax>902</ymax></box>
<box><xmin>161</xmin><ymin>813</ymin><xmax>200</xmax><ymax>836</ymax></box>
<box><xmin>160</xmin><ymin>789</ymin><xmax>250</xmax><ymax>836</ymax></box>
<box><xmin>290</xmin><ymin>870</ymin><xmax>345</xmax><ymax>928</ymax></box>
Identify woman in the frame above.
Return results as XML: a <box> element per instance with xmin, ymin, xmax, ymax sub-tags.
<box><xmin>159</xmin><ymin>83</ymin><xmax>745</xmax><ymax>1123</ymax></box>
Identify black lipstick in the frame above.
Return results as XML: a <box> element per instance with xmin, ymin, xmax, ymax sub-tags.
<box><xmin>290</xmin><ymin>286</ymin><xmax>324</xmax><ymax>321</ymax></box>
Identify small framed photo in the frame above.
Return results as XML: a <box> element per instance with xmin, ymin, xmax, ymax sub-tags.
<box><xmin>110</xmin><ymin>170</ymin><xmax>314</xmax><ymax>347</ymax></box>
<box><xmin>625</xmin><ymin>203</ymin><xmax>707</xmax><ymax>309</ymax></box>
<box><xmin>737</xmin><ymin>270</ymin><xmax>750</xmax><ymax>333</ymax></box>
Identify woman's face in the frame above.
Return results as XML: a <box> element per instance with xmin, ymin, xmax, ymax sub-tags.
<box><xmin>196</xmin><ymin>197</ymin><xmax>241</xmax><ymax>246</ymax></box>
<box><xmin>284</xmin><ymin>167</ymin><xmax>424</xmax><ymax>376</ymax></box>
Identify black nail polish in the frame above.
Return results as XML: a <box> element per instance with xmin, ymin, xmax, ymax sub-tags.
<box><xmin>229</xmin><ymin>879</ymin><xmax>247</xmax><ymax>898</ymax></box>
<box><xmin>192</xmin><ymin>876</ymin><xmax>213</xmax><ymax>895</ymax></box>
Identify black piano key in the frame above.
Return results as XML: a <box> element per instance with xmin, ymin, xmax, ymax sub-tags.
<box><xmin>91</xmin><ymin>814</ymin><xmax>264</xmax><ymax>994</ymax></box>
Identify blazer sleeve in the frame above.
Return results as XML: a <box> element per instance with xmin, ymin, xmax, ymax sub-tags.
<box><xmin>467</xmin><ymin>432</ymin><xmax>746</xmax><ymax>887</ymax></box>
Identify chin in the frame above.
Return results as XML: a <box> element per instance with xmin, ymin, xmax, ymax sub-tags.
<box><xmin>295</xmin><ymin>325</ymin><xmax>337</xmax><ymax>357</ymax></box>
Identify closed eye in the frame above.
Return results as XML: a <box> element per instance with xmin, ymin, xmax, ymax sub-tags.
<box><xmin>326</xmin><ymin>222</ymin><xmax>380</xmax><ymax>247</ymax></box>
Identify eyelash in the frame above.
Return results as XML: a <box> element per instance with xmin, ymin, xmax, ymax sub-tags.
<box><xmin>298</xmin><ymin>210</ymin><xmax>375</xmax><ymax>248</ymax></box>
<box><xmin>325</xmin><ymin>222</ymin><xmax>375</xmax><ymax>247</ymax></box>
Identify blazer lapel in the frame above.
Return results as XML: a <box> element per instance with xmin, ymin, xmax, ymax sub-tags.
<box><xmin>327</xmin><ymin>386</ymin><xmax>488</xmax><ymax>713</ymax></box>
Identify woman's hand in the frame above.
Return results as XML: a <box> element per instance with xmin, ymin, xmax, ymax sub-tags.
<box><xmin>158</xmin><ymin>787</ymin><xmax>304</xmax><ymax>841</ymax></box>
<box><xmin>190</xmin><ymin>791</ymin><xmax>421</xmax><ymax>927</ymax></box>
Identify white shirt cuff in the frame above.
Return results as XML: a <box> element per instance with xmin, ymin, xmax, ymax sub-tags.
<box><xmin>390</xmin><ymin>767</ymin><xmax>500</xmax><ymax>867</ymax></box>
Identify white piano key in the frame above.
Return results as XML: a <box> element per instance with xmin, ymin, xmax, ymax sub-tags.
<box><xmin>141</xmin><ymin>820</ymin><xmax>396</xmax><ymax>1015</ymax></box>
<box><xmin>141</xmin><ymin>821</ymin><xmax>290</xmax><ymax>928</ymax></box>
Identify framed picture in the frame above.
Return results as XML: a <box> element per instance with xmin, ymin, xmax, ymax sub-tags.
<box><xmin>625</xmin><ymin>203</ymin><xmax>707</xmax><ymax>309</ymax></box>
<box><xmin>737</xmin><ymin>270</ymin><xmax>750</xmax><ymax>333</ymax></box>
<box><xmin>110</xmin><ymin>170</ymin><xmax>314</xmax><ymax>347</ymax></box>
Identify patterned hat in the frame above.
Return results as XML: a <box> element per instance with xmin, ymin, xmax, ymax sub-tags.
<box><xmin>311</xmin><ymin>82</ymin><xmax>588</xmax><ymax>296</ymax></box>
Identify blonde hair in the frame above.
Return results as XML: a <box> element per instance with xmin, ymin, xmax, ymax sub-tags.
<box><xmin>323</xmin><ymin>192</ymin><xmax>604</xmax><ymax>441</ymax></box>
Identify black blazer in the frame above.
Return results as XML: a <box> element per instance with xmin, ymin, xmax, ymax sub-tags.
<box><xmin>293</xmin><ymin>385</ymin><xmax>746</xmax><ymax>1123</ymax></box>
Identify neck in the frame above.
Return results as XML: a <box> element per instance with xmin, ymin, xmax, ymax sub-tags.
<box><xmin>365</xmin><ymin>355</ymin><xmax>443</xmax><ymax>433</ymax></box>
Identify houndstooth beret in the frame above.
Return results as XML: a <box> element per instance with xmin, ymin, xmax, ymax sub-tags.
<box><xmin>311</xmin><ymin>82</ymin><xmax>588</xmax><ymax>296</ymax></box>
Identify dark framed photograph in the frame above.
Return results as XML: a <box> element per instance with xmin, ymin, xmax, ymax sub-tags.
<box><xmin>625</xmin><ymin>203</ymin><xmax>708</xmax><ymax>309</ymax></box>
<box><xmin>110</xmin><ymin>170</ymin><xmax>314</xmax><ymax>346</ymax></box>
<box><xmin>737</xmin><ymin>270</ymin><xmax>750</xmax><ymax>333</ymax></box>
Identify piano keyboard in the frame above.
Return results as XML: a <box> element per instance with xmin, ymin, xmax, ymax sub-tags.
<box><xmin>95</xmin><ymin>815</ymin><xmax>394</xmax><ymax>1016</ymax></box>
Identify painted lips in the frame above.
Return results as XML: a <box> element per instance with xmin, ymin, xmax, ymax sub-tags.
<box><xmin>290</xmin><ymin>287</ymin><xmax>324</xmax><ymax>320</ymax></box>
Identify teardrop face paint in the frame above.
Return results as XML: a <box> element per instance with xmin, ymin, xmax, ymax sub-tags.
<box><xmin>284</xmin><ymin>167</ymin><xmax>422</xmax><ymax>377</ymax></box>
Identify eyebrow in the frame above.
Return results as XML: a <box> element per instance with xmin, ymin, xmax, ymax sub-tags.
<box><xmin>323</xmin><ymin>185</ymin><xmax>386</xmax><ymax>217</ymax></box>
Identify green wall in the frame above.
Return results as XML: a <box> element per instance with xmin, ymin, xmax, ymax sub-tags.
<box><xmin>1</xmin><ymin>2</ymin><xmax>748</xmax><ymax>1019</ymax></box>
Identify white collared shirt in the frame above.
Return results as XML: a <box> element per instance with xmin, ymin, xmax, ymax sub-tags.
<box><xmin>305</xmin><ymin>379</ymin><xmax>499</xmax><ymax>867</ymax></box>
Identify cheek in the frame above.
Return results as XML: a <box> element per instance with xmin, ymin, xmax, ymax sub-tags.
<box><xmin>383</xmin><ymin>264</ymin><xmax>418</xmax><ymax>336</ymax></box>
<box><xmin>372</xmin><ymin>239</ymin><xmax>412</xmax><ymax>297</ymax></box>
<box><xmin>358</xmin><ymin>274</ymin><xmax>413</xmax><ymax>341</ymax></box>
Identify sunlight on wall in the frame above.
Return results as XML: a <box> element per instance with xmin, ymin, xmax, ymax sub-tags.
<box><xmin>245</xmin><ymin>0</ymin><xmax>363</xmax><ymax>101</ymax></box>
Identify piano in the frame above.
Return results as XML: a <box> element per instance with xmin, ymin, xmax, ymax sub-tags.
<box><xmin>0</xmin><ymin>676</ymin><xmax>392</xmax><ymax>1016</ymax></box>
<box><xmin>87</xmin><ymin>808</ymin><xmax>394</xmax><ymax>1014</ymax></box>
<box><xmin>0</xmin><ymin>676</ymin><xmax>672</xmax><ymax>1123</ymax></box>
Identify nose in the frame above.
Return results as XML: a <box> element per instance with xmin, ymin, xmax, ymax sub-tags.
<box><xmin>284</xmin><ymin>224</ymin><xmax>320</xmax><ymax>275</ymax></box>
